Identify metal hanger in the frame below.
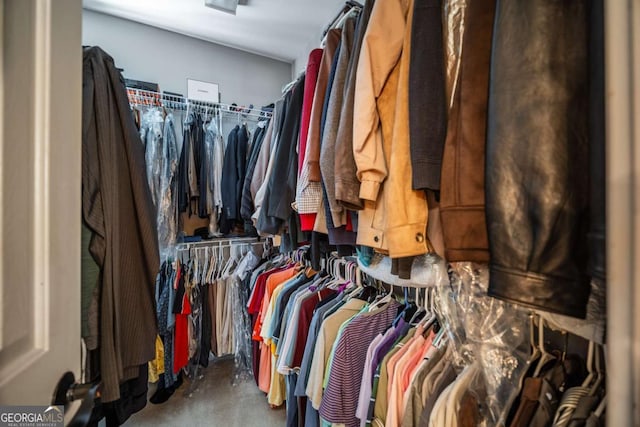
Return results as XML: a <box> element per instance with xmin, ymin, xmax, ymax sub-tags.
<box><xmin>528</xmin><ymin>313</ymin><xmax>542</xmax><ymax>364</ymax></box>
<box><xmin>589</xmin><ymin>344</ymin><xmax>604</xmax><ymax>395</ymax></box>
<box><xmin>207</xmin><ymin>247</ymin><xmax>216</xmax><ymax>284</ymax></box>
<box><xmin>408</xmin><ymin>288</ymin><xmax>426</xmax><ymax>324</ymax></box>
<box><xmin>354</xmin><ymin>264</ymin><xmax>363</xmax><ymax>289</ymax></box>
<box><xmin>582</xmin><ymin>341</ymin><xmax>596</xmax><ymax>388</ymax></box>
<box><xmin>368</xmin><ymin>281</ymin><xmax>393</xmax><ymax>311</ymax></box>
<box><xmin>593</xmin><ymin>394</ymin><xmax>606</xmax><ymax>418</ymax></box>
<box><xmin>534</xmin><ymin>317</ymin><xmax>556</xmax><ymax>377</ymax></box>
<box><xmin>422</xmin><ymin>288</ymin><xmax>438</xmax><ymax>327</ymax></box>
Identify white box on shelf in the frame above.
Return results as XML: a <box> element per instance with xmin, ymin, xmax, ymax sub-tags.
<box><xmin>187</xmin><ymin>79</ymin><xmax>220</xmax><ymax>103</ymax></box>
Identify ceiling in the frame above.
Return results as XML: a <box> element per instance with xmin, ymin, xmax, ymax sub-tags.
<box><xmin>83</xmin><ymin>0</ymin><xmax>344</xmax><ymax>63</ymax></box>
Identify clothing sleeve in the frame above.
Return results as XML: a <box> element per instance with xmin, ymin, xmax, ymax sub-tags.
<box><xmin>352</xmin><ymin>0</ymin><xmax>405</xmax><ymax>202</ymax></box>
<box><xmin>215</xmin><ymin>135</ymin><xmax>224</xmax><ymax>210</ymax></box>
<box><xmin>260</xmin><ymin>289</ymin><xmax>278</xmax><ymax>342</ymax></box>
<box><xmin>236</xmin><ymin>127</ymin><xmax>249</xmax><ymax>218</ymax></box>
<box><xmin>306</xmin><ymin>324</ymin><xmax>328</xmax><ymax>409</ymax></box>
<box><xmin>252</xmin><ymin>123</ymin><xmax>281</xmax><ymax>227</ymax></box>
<box><xmin>221</xmin><ymin>129</ymin><xmax>238</xmax><ymax>219</ymax></box>
<box><xmin>177</xmin><ymin>125</ymin><xmax>190</xmax><ymax>213</ymax></box>
<box><xmin>401</xmin><ymin>386</ymin><xmax>416</xmax><ymax>427</ymax></box>
<box><xmin>250</xmin><ymin>119</ymin><xmax>273</xmax><ymax>203</ymax></box>
<box><xmin>241</xmin><ymin>126</ymin><xmax>266</xmax><ymax>220</ymax></box>
<box><xmin>318</xmin><ymin>330</ymin><xmax>351</xmax><ymax>423</ymax></box>
<box><xmin>274</xmin><ymin>130</ymin><xmax>301</xmax><ymax>220</ymax></box>
<box><xmin>270</xmin><ymin>77</ymin><xmax>305</xmax><ymax>221</ymax></box>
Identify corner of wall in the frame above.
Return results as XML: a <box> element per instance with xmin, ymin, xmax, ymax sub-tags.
<box><xmin>293</xmin><ymin>34</ymin><xmax>323</xmax><ymax>78</ymax></box>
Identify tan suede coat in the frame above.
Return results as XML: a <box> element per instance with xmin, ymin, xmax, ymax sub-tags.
<box><xmin>353</xmin><ymin>0</ymin><xmax>429</xmax><ymax>258</ymax></box>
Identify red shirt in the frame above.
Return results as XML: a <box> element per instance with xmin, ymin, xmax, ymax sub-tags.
<box><xmin>173</xmin><ymin>292</ymin><xmax>191</xmax><ymax>373</ymax></box>
<box><xmin>252</xmin><ymin>266</ymin><xmax>298</xmax><ymax>341</ymax></box>
<box><xmin>291</xmin><ymin>287</ymin><xmax>336</xmax><ymax>368</ymax></box>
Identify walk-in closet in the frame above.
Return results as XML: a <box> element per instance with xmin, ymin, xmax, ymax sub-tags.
<box><xmin>0</xmin><ymin>1</ymin><xmax>638</xmax><ymax>427</ymax></box>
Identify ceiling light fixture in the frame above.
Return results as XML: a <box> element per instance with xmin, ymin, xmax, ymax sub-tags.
<box><xmin>204</xmin><ymin>0</ymin><xmax>239</xmax><ymax>15</ymax></box>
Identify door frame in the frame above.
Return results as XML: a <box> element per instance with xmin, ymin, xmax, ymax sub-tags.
<box><xmin>0</xmin><ymin>0</ymin><xmax>82</xmax><ymax>405</ymax></box>
<box><xmin>605</xmin><ymin>0</ymin><xmax>640</xmax><ymax>425</ymax></box>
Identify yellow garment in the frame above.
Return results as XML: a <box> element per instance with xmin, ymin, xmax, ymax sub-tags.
<box><xmin>148</xmin><ymin>335</ymin><xmax>165</xmax><ymax>383</ymax></box>
<box><xmin>267</xmin><ymin>353</ymin><xmax>286</xmax><ymax>407</ymax></box>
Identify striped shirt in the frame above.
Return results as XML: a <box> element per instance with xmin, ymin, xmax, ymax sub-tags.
<box><xmin>319</xmin><ymin>300</ymin><xmax>400</xmax><ymax>427</ymax></box>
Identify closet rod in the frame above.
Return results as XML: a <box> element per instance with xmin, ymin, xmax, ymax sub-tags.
<box><xmin>126</xmin><ymin>87</ymin><xmax>273</xmax><ymax>119</ymax></box>
<box><xmin>321</xmin><ymin>0</ymin><xmax>363</xmax><ymax>40</ymax></box>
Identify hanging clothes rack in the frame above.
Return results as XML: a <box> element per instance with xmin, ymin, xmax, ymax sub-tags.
<box><xmin>176</xmin><ymin>236</ymin><xmax>264</xmax><ymax>252</ymax></box>
<box><xmin>167</xmin><ymin>235</ymin><xmax>271</xmax><ymax>397</ymax></box>
<box><xmin>175</xmin><ymin>237</ymin><xmax>272</xmax><ymax>266</ymax></box>
<box><xmin>127</xmin><ymin>87</ymin><xmax>272</xmax><ymax>120</ymax></box>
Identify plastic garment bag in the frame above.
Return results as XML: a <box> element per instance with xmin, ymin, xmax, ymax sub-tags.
<box><xmin>158</xmin><ymin>113</ymin><xmax>179</xmax><ymax>258</ymax></box>
<box><xmin>204</xmin><ymin>118</ymin><xmax>225</xmax><ymax>236</ymax></box>
<box><xmin>140</xmin><ymin>108</ymin><xmax>179</xmax><ymax>258</ymax></box>
<box><xmin>357</xmin><ymin>252</ymin><xmax>448</xmax><ymax>288</ymax></box>
<box><xmin>140</xmin><ymin>108</ymin><xmax>164</xmax><ymax>207</ymax></box>
<box><xmin>539</xmin><ymin>278</ymin><xmax>606</xmax><ymax>345</ymax></box>
<box><xmin>356</xmin><ymin>252</ymin><xmax>530</xmax><ymax>424</ymax></box>
<box><xmin>437</xmin><ymin>262</ymin><xmax>531</xmax><ymax>426</ymax></box>
<box><xmin>444</xmin><ymin>0</ymin><xmax>467</xmax><ymax>109</ymax></box>
<box><xmin>438</xmin><ymin>266</ymin><xmax>606</xmax><ymax>425</ymax></box>
<box><xmin>230</xmin><ymin>248</ymin><xmax>261</xmax><ymax>384</ymax></box>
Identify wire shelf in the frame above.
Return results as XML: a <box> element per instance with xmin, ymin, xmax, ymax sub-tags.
<box><xmin>127</xmin><ymin>87</ymin><xmax>272</xmax><ymax>120</ymax></box>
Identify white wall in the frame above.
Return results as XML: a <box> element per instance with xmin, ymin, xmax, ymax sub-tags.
<box><xmin>293</xmin><ymin>33</ymin><xmax>323</xmax><ymax>76</ymax></box>
<box><xmin>82</xmin><ymin>10</ymin><xmax>293</xmax><ymax>107</ymax></box>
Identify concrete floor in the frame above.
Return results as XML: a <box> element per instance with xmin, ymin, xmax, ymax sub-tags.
<box><xmin>124</xmin><ymin>359</ymin><xmax>285</xmax><ymax>427</ymax></box>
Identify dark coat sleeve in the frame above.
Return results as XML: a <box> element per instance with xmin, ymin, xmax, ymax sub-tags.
<box><xmin>409</xmin><ymin>0</ymin><xmax>447</xmax><ymax>191</ymax></box>
<box><xmin>221</xmin><ymin>126</ymin><xmax>239</xmax><ymax>221</ymax></box>
<box><xmin>268</xmin><ymin>75</ymin><xmax>306</xmax><ymax>222</ymax></box>
<box><xmin>235</xmin><ymin>125</ymin><xmax>249</xmax><ymax>220</ymax></box>
<box><xmin>241</xmin><ymin>125</ymin><xmax>267</xmax><ymax>220</ymax></box>
<box><xmin>177</xmin><ymin>121</ymin><xmax>191</xmax><ymax>213</ymax></box>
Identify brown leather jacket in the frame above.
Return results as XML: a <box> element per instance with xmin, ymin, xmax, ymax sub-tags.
<box><xmin>439</xmin><ymin>0</ymin><xmax>495</xmax><ymax>263</ymax></box>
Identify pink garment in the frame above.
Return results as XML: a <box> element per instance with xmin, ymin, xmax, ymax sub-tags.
<box><xmin>258</xmin><ymin>342</ymin><xmax>272</xmax><ymax>393</ymax></box>
<box><xmin>386</xmin><ymin>335</ymin><xmax>426</xmax><ymax>426</ymax></box>
<box><xmin>403</xmin><ymin>331</ymin><xmax>436</xmax><ymax>390</ymax></box>
<box><xmin>386</xmin><ymin>324</ymin><xmax>424</xmax><ymax>399</ymax></box>
<box><xmin>397</xmin><ymin>331</ymin><xmax>436</xmax><ymax>421</ymax></box>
